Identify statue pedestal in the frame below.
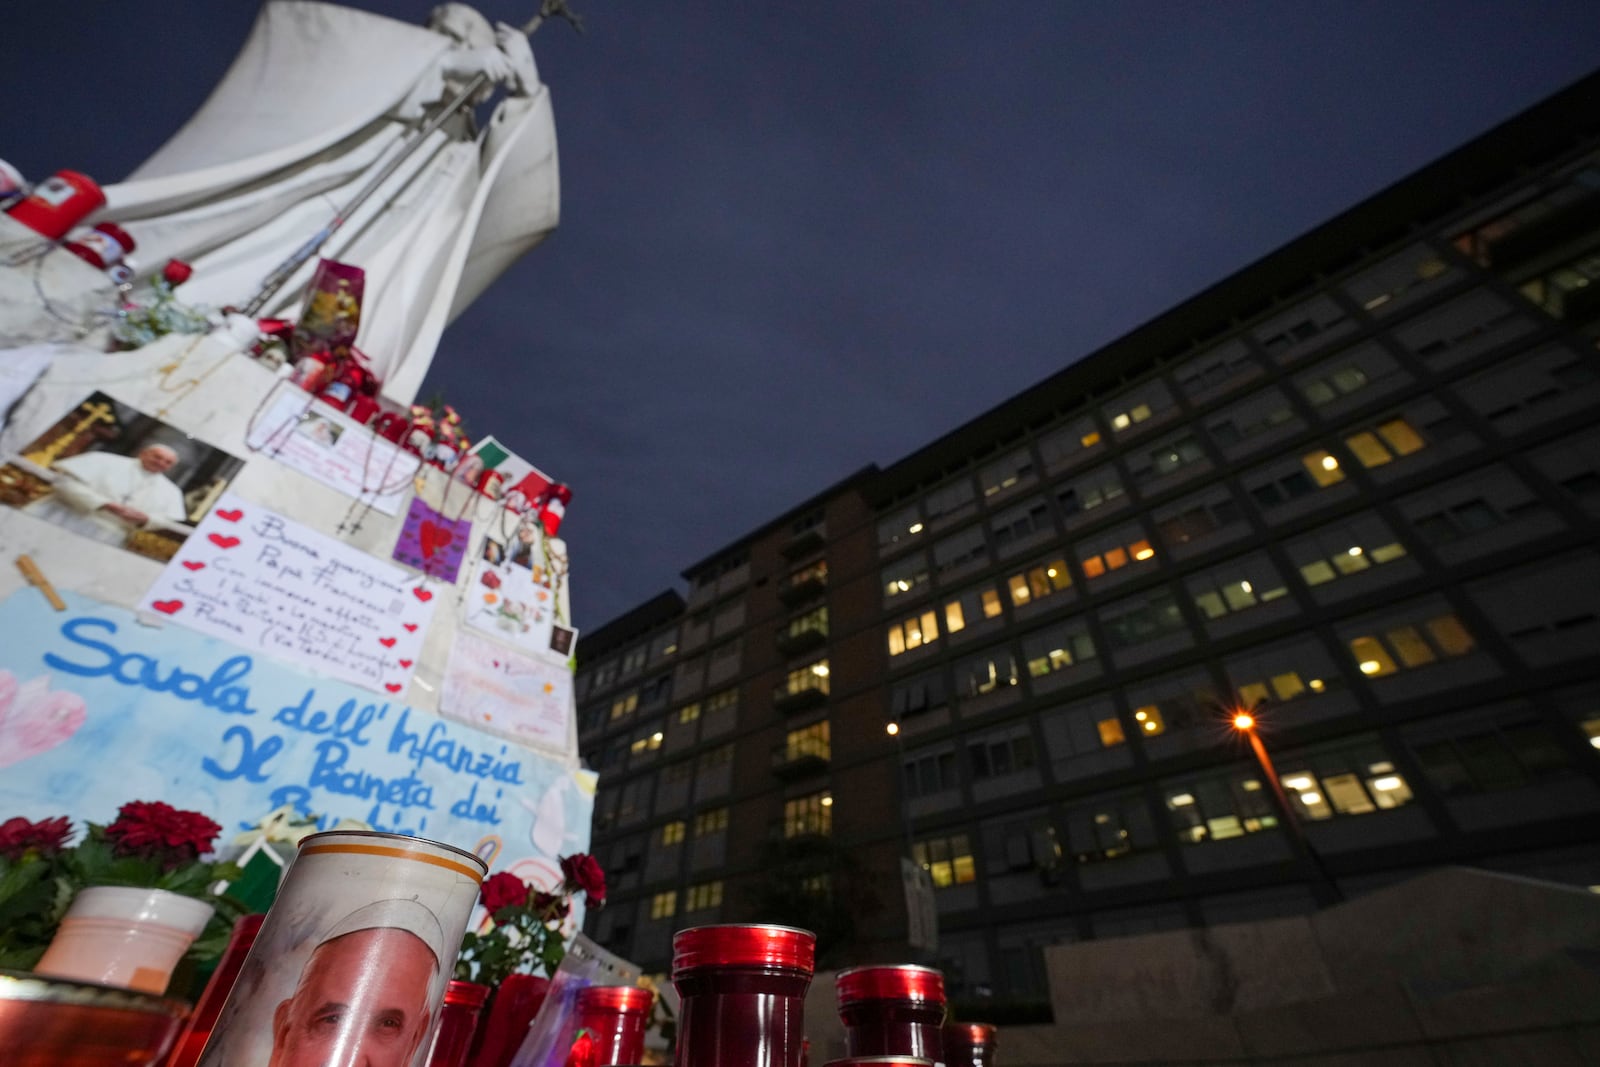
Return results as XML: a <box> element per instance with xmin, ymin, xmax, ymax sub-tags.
<box><xmin>0</xmin><ymin>215</ymin><xmax>116</xmax><ymax>348</ymax></box>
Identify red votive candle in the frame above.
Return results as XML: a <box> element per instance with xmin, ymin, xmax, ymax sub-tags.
<box><xmin>573</xmin><ymin>984</ymin><xmax>655</xmax><ymax>1066</ymax></box>
<box><xmin>824</xmin><ymin>1059</ymin><xmax>934</xmax><ymax>1067</ymax></box>
<box><xmin>672</xmin><ymin>924</ymin><xmax>816</xmax><ymax>1067</ymax></box>
<box><xmin>423</xmin><ymin>980</ymin><xmax>490</xmax><ymax>1067</ymax></box>
<box><xmin>161</xmin><ymin>914</ymin><xmax>265</xmax><ymax>1067</ymax></box>
<box><xmin>941</xmin><ymin>1023</ymin><xmax>996</xmax><ymax>1067</ymax></box>
<box><xmin>836</xmin><ymin>965</ymin><xmax>945</xmax><ymax>1063</ymax></box>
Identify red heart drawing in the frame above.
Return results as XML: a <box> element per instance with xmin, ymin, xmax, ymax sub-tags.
<box><xmin>385</xmin><ymin>683</ymin><xmax>403</xmax><ymax>693</ymax></box>
<box><xmin>208</xmin><ymin>534</ymin><xmax>241</xmax><ymax>550</ymax></box>
<box><xmin>379</xmin><ymin>637</ymin><xmax>397</xmax><ymax>648</ymax></box>
<box><xmin>492</xmin><ymin>660</ymin><xmax>501</xmax><ymax>668</ymax></box>
<box><xmin>181</xmin><ymin>561</ymin><xmax>206</xmax><ymax>571</ymax></box>
<box><xmin>419</xmin><ymin>520</ymin><xmax>454</xmax><ymax>560</ymax></box>
<box><xmin>152</xmin><ymin>599</ymin><xmax>183</xmax><ymax>615</ymax></box>
<box><xmin>403</xmin><ymin>623</ymin><xmax>419</xmax><ymax>632</ymax></box>
<box><xmin>398</xmin><ymin>659</ymin><xmax>413</xmax><ymax>669</ymax></box>
<box><xmin>215</xmin><ymin>509</ymin><xmax>244</xmax><ymax>523</ymax></box>
<box><xmin>412</xmin><ymin>587</ymin><xmax>433</xmax><ymax>602</ymax></box>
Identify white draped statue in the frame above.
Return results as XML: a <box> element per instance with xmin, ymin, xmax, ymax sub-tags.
<box><xmin>93</xmin><ymin>1</ymin><xmax>560</xmax><ymax>405</ymax></box>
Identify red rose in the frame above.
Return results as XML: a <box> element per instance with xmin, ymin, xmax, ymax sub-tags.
<box><xmin>559</xmin><ymin>853</ymin><xmax>606</xmax><ymax>904</ymax></box>
<box><xmin>162</xmin><ymin>259</ymin><xmax>193</xmax><ymax>287</ymax></box>
<box><xmin>532</xmin><ymin>891</ymin><xmax>570</xmax><ymax>920</ymax></box>
<box><xmin>103</xmin><ymin>801</ymin><xmax>221</xmax><ymax>869</ymax></box>
<box><xmin>0</xmin><ymin>815</ymin><xmax>73</xmax><ymax>861</ymax></box>
<box><xmin>481</xmin><ymin>870</ymin><xmax>531</xmax><ymax>914</ymax></box>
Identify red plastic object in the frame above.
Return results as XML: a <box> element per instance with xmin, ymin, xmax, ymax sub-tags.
<box><xmin>422</xmin><ymin>980</ymin><xmax>490</xmax><ymax>1067</ymax></box>
<box><xmin>160</xmin><ymin>914</ymin><xmax>264</xmax><ymax>1067</ymax></box>
<box><xmin>836</xmin><ymin>966</ymin><xmax>945</xmax><ymax>1063</ymax></box>
<box><xmin>572</xmin><ymin>985</ymin><xmax>654</xmax><ymax>1067</ymax></box>
<box><xmin>469</xmin><ymin>973</ymin><xmax>550</xmax><ymax>1067</ymax></box>
<box><xmin>5</xmin><ymin>170</ymin><xmax>104</xmax><ymax>239</ymax></box>
<box><xmin>672</xmin><ymin>924</ymin><xmax>816</xmax><ymax>1067</ymax></box>
<box><xmin>941</xmin><ymin>1023</ymin><xmax>997</xmax><ymax>1067</ymax></box>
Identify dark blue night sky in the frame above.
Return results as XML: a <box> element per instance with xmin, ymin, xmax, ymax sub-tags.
<box><xmin>4</xmin><ymin>2</ymin><xmax>1598</xmax><ymax>630</ymax></box>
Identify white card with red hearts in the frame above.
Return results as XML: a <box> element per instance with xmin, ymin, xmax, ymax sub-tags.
<box><xmin>135</xmin><ymin>493</ymin><xmax>437</xmax><ymax>695</ymax></box>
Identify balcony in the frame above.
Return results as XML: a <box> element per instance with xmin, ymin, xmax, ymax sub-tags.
<box><xmin>771</xmin><ymin>738</ymin><xmax>831</xmax><ymax>779</ymax></box>
<box><xmin>773</xmin><ymin>680</ymin><xmax>829</xmax><ymax>715</ymax></box>
<box><xmin>767</xmin><ymin>815</ymin><xmax>833</xmax><ymax>843</ymax></box>
<box><xmin>781</xmin><ymin>525</ymin><xmax>826</xmax><ymax>560</ymax></box>
<box><xmin>775</xmin><ymin>625</ymin><xmax>828</xmax><ymax>657</ymax></box>
<box><xmin>777</xmin><ymin>572</ymin><xmax>828</xmax><ymax>605</ymax></box>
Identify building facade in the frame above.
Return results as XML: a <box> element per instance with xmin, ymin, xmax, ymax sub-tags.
<box><xmin>574</xmin><ymin>74</ymin><xmax>1600</xmax><ymax>1007</ymax></box>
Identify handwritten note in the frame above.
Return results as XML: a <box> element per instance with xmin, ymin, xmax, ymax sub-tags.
<box><xmin>393</xmin><ymin>497</ymin><xmax>471</xmax><ymax>584</ymax></box>
<box><xmin>439</xmin><ymin>631</ymin><xmax>575</xmax><ymax>758</ymax></box>
<box><xmin>245</xmin><ymin>381</ymin><xmax>418</xmax><ymax>516</ymax></box>
<box><xmin>0</xmin><ymin>590</ymin><xmax>594</xmax><ymax>880</ymax></box>
<box><xmin>137</xmin><ymin>493</ymin><xmax>435</xmax><ymax>694</ymax></box>
<box><xmin>461</xmin><ymin>538</ymin><xmax>574</xmax><ymax>661</ymax></box>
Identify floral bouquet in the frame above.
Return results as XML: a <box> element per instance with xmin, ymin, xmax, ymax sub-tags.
<box><xmin>455</xmin><ymin>853</ymin><xmax>607</xmax><ymax>988</ymax></box>
<box><xmin>110</xmin><ymin>259</ymin><xmax>210</xmax><ymax>349</ymax></box>
<box><xmin>0</xmin><ymin>800</ymin><xmax>244</xmax><ymax>970</ymax></box>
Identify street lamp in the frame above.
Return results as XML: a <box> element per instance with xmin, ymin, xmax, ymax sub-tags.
<box><xmin>1231</xmin><ymin>709</ymin><xmax>1344</xmax><ymax>904</ymax></box>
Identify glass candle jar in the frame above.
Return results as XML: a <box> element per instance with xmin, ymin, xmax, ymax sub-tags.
<box><xmin>940</xmin><ymin>1023</ymin><xmax>996</xmax><ymax>1067</ymax></box>
<box><xmin>162</xmin><ymin>914</ymin><xmax>265</xmax><ymax>1067</ymax></box>
<box><xmin>423</xmin><ymin>980</ymin><xmax>491</xmax><ymax>1067</ymax></box>
<box><xmin>823</xmin><ymin>1058</ymin><xmax>934</xmax><ymax>1067</ymax></box>
<box><xmin>573</xmin><ymin>984</ymin><xmax>655</xmax><ymax>1067</ymax></box>
<box><xmin>836</xmin><ymin>965</ymin><xmax>946</xmax><ymax>1063</ymax></box>
<box><xmin>671</xmin><ymin>924</ymin><xmax>816</xmax><ymax>1067</ymax></box>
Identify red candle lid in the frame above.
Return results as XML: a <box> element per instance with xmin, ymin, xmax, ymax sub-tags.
<box><xmin>576</xmin><ymin>984</ymin><xmax>656</xmax><ymax>1014</ymax></box>
<box><xmin>942</xmin><ymin>1022</ymin><xmax>997</xmax><ymax>1045</ymax></box>
<box><xmin>443</xmin><ymin>980</ymin><xmax>490</xmax><ymax>1008</ymax></box>
<box><xmin>836</xmin><ymin>965</ymin><xmax>945</xmax><ymax>1006</ymax></box>
<box><xmin>672</xmin><ymin>924</ymin><xmax>816</xmax><ymax>975</ymax></box>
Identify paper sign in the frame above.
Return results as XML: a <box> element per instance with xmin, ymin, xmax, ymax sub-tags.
<box><xmin>136</xmin><ymin>493</ymin><xmax>435</xmax><ymax>694</ymax></box>
<box><xmin>0</xmin><ymin>590</ymin><xmax>594</xmax><ymax>884</ymax></box>
<box><xmin>245</xmin><ymin>381</ymin><xmax>418</xmax><ymax>516</ymax></box>
<box><xmin>392</xmin><ymin>497</ymin><xmax>471</xmax><ymax>583</ymax></box>
<box><xmin>462</xmin><ymin>538</ymin><xmax>574</xmax><ymax>661</ymax></box>
<box><xmin>439</xmin><ymin>631</ymin><xmax>575</xmax><ymax>757</ymax></box>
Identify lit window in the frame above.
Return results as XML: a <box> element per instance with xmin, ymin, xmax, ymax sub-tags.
<box><xmin>650</xmin><ymin>891</ymin><xmax>677</xmax><ymax>920</ymax></box>
<box><xmin>945</xmin><ymin>600</ymin><xmax>966</xmax><ymax>633</ymax></box>
<box><xmin>1132</xmin><ymin>704</ymin><xmax>1166</xmax><ymax>736</ymax></box>
<box><xmin>1082</xmin><ymin>431</ymin><xmax>1102</xmax><ymax>448</ymax></box>
<box><xmin>1426</xmin><ymin>614</ymin><xmax>1475</xmax><ymax>656</ymax></box>
<box><xmin>1378</xmin><ymin>418</ymin><xmax>1426</xmax><ymax>456</ymax></box>
<box><xmin>1350</xmin><ymin>636</ymin><xmax>1398</xmax><ymax>677</ymax></box>
<box><xmin>686</xmin><ymin>881</ymin><xmax>724</xmax><ymax>911</ymax></box>
<box><xmin>913</xmin><ymin>834</ymin><xmax>977</xmax><ymax>888</ymax></box>
<box><xmin>784</xmin><ymin>792</ymin><xmax>832</xmax><ymax>838</ymax></box>
<box><xmin>1302</xmin><ymin>450</ymin><xmax>1347</xmax><ymax>487</ymax></box>
<box><xmin>693</xmin><ymin>807</ymin><xmax>729</xmax><ymax>836</ymax></box>
<box><xmin>1097</xmin><ymin>717</ymin><xmax>1127</xmax><ymax>747</ymax></box>
<box><xmin>888</xmin><ymin>610</ymin><xmax>940</xmax><ymax>657</ymax></box>
<box><xmin>661</xmin><ymin>821</ymin><xmax>686</xmax><ymax>845</ymax></box>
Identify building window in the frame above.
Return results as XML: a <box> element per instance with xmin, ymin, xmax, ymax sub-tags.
<box><xmin>990</xmin><ymin>496</ymin><xmax>1053</xmax><ymax>554</ymax></box>
<box><xmin>650</xmin><ymin>891</ymin><xmax>678</xmax><ymax>920</ymax></box>
<box><xmin>932</xmin><ymin>526</ymin><xmax>989</xmax><ymax>578</ymax></box>
<box><xmin>1175</xmin><ymin>339</ymin><xmax>1256</xmax><ymax>397</ymax></box>
<box><xmin>784</xmin><ymin>720</ymin><xmax>830</xmax><ymax>762</ymax></box>
<box><xmin>1343</xmin><ymin>418</ymin><xmax>1426</xmax><ymax>470</ymax></box>
<box><xmin>1207</xmin><ymin>391</ymin><xmax>1297</xmax><ymax>452</ymax></box>
<box><xmin>1057</xmin><ymin>465</ymin><xmax>1127</xmax><ymax>519</ymax></box>
<box><xmin>610</xmin><ymin>691</ymin><xmax>639</xmax><ymax>720</ymax></box>
<box><xmin>1077</xmin><ymin>526</ymin><xmax>1157</xmax><ymax>579</ymax></box>
<box><xmin>1038</xmin><ymin>415</ymin><xmax>1104</xmax><ymax>469</ymax></box>
<box><xmin>630</xmin><ymin>729</ymin><xmax>664</xmax><ymax>756</ymax></box>
<box><xmin>1124</xmin><ymin>672</ymin><xmax>1219</xmax><ymax>740</ymax></box>
<box><xmin>1187</xmin><ymin>553</ymin><xmax>1290</xmax><ymax>621</ymax></box>
<box><xmin>888</xmin><ymin>608</ymin><xmax>941</xmax><ymax>657</ymax></box>
<box><xmin>1342</xmin><ymin>243</ymin><xmax>1454</xmax><ymax>313</ymax></box>
<box><xmin>956</xmin><ymin>647</ymin><xmax>1021</xmax><ymax>696</ymax></box>
<box><xmin>1348</xmin><ymin>612</ymin><xmax>1474</xmax><ymax>677</ymax></box>
<box><xmin>1252</xmin><ymin>295</ymin><xmax>1348</xmax><ymax>361</ymax></box>
<box><xmin>1068</xmin><ymin>795</ymin><xmax>1158</xmax><ymax>863</ymax></box>
<box><xmin>1104</xmin><ymin>380</ymin><xmax>1174</xmax><ymax>433</ymax></box>
<box><xmin>592</xmin><ymin>660</ymin><xmax>619</xmax><ymax>690</ymax></box>
<box><xmin>1286</xmin><ymin>518</ymin><xmax>1409</xmax><ymax>588</ymax></box>
<box><xmin>1006</xmin><ymin>557</ymin><xmax>1071</xmax><ymax>609</ymax></box>
<box><xmin>924</xmin><ymin>478</ymin><xmax>977</xmax><ymax>524</ymax></box>
<box><xmin>891</xmin><ymin>671</ymin><xmax>947</xmax><ymax>720</ymax></box>
<box><xmin>1099</xmin><ymin>590</ymin><xmax>1186</xmax><ymax>650</ymax></box>
<box><xmin>904</xmin><ymin>747</ymin><xmax>958</xmax><ymax>798</ymax></box>
<box><xmin>1227</xmin><ymin>637</ymin><xmax>1341</xmax><ymax>709</ymax></box>
<box><xmin>784</xmin><ymin>791</ymin><xmax>832</xmax><ymax>838</ymax></box>
<box><xmin>878</xmin><ymin>506</ymin><xmax>924</xmax><ymax>551</ymax></box>
<box><xmin>1408</xmin><ymin>714</ymin><xmax>1574</xmax><ymax>796</ymax></box>
<box><xmin>704</xmin><ymin>688</ymin><xmax>737</xmax><ymax>715</ymax></box>
<box><xmin>913</xmin><ymin>833</ymin><xmax>977</xmax><ymax>888</ymax></box>
<box><xmin>980</xmin><ymin>449</ymin><xmax>1036</xmax><ymax>497</ymax></box>
<box><xmin>788</xmin><ymin>558</ymin><xmax>828</xmax><ymax>590</ymax></box>
<box><xmin>1156</xmin><ymin>489</ymin><xmax>1245</xmax><ymax>548</ymax></box>
<box><xmin>685</xmin><ymin>881</ymin><xmax>724</xmax><ymax>911</ymax></box>
<box><xmin>693</xmin><ymin>807</ymin><xmax>729</xmax><ymax>836</ymax></box>
<box><xmin>786</xmin><ymin>606</ymin><xmax>829</xmax><ymax>640</ymax></box>
<box><xmin>969</xmin><ymin>731</ymin><xmax>1036</xmax><ymax>780</ymax></box>
<box><xmin>783</xmin><ymin>661</ymin><xmax>830</xmax><ymax>696</ymax></box>
<box><xmin>1021</xmin><ymin>624</ymin><xmax>1097</xmax><ymax>677</ymax></box>
<box><xmin>1275</xmin><ymin>738</ymin><xmax>1415</xmax><ymax>820</ymax></box>
<box><xmin>1127</xmin><ymin>432</ymin><xmax>1207</xmax><ymax>484</ymax></box>
<box><xmin>1524</xmin><ymin>247</ymin><xmax>1600</xmax><ymax>318</ymax></box>
<box><xmin>1395</xmin><ymin>289</ymin><xmax>1533</xmax><ymax>365</ymax></box>
<box><xmin>1165</xmin><ymin>772</ymin><xmax>1280</xmax><ymax>843</ymax></box>
<box><xmin>882</xmin><ymin>554</ymin><xmax>930</xmax><ymax>601</ymax></box>
<box><xmin>650</xmin><ymin>628</ymin><xmax>679</xmax><ymax>662</ymax></box>
<box><xmin>661</xmin><ymin>821</ymin><xmax>686</xmax><ymax>845</ymax></box>
<box><xmin>1247</xmin><ymin>455</ymin><xmax>1341</xmax><ymax>510</ymax></box>
<box><xmin>944</xmin><ymin>581</ymin><xmax>1004</xmax><ymax>633</ymax></box>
